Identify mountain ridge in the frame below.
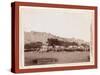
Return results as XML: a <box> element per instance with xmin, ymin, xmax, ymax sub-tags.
<box><xmin>24</xmin><ymin>31</ymin><xmax>89</xmax><ymax>45</ymax></box>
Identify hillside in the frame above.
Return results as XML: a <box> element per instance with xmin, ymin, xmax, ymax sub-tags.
<box><xmin>24</xmin><ymin>31</ymin><xmax>89</xmax><ymax>45</ymax></box>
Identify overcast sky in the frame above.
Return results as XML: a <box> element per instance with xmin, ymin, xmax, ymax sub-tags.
<box><xmin>19</xmin><ymin>6</ymin><xmax>94</xmax><ymax>42</ymax></box>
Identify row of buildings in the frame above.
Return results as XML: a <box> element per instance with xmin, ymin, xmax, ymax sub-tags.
<box><xmin>38</xmin><ymin>45</ymin><xmax>90</xmax><ymax>52</ymax></box>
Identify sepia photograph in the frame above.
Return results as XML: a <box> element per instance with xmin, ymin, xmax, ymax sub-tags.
<box><xmin>20</xmin><ymin>6</ymin><xmax>93</xmax><ymax>66</ymax></box>
<box><xmin>11</xmin><ymin>2</ymin><xmax>97</xmax><ymax>73</ymax></box>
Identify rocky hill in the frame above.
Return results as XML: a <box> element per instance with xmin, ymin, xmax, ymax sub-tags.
<box><xmin>24</xmin><ymin>31</ymin><xmax>89</xmax><ymax>45</ymax></box>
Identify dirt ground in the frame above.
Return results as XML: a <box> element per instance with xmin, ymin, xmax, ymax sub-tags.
<box><xmin>24</xmin><ymin>51</ymin><xmax>90</xmax><ymax>66</ymax></box>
